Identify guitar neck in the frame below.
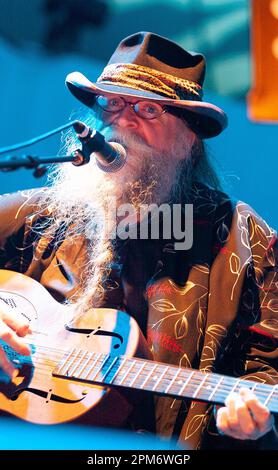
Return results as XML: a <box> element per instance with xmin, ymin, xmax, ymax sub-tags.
<box><xmin>53</xmin><ymin>350</ymin><xmax>278</xmax><ymax>413</ymax></box>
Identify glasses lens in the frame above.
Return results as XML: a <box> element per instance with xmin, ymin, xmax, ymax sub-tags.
<box><xmin>135</xmin><ymin>101</ymin><xmax>164</xmax><ymax>119</ymax></box>
<box><xmin>96</xmin><ymin>95</ymin><xmax>125</xmax><ymax>112</ymax></box>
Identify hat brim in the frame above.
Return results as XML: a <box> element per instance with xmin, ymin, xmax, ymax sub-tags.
<box><xmin>66</xmin><ymin>71</ymin><xmax>228</xmax><ymax>139</ymax></box>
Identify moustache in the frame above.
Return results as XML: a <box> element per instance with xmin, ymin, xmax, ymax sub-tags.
<box><xmin>101</xmin><ymin>129</ymin><xmax>152</xmax><ymax>151</ymax></box>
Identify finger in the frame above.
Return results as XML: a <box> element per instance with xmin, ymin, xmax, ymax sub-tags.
<box><xmin>216</xmin><ymin>407</ymin><xmax>234</xmax><ymax>436</ymax></box>
<box><xmin>225</xmin><ymin>392</ymin><xmax>255</xmax><ymax>435</ymax></box>
<box><xmin>224</xmin><ymin>392</ymin><xmax>239</xmax><ymax>429</ymax></box>
<box><xmin>16</xmin><ymin>323</ymin><xmax>32</xmax><ymax>337</ymax></box>
<box><xmin>216</xmin><ymin>406</ymin><xmax>246</xmax><ymax>440</ymax></box>
<box><xmin>0</xmin><ymin>347</ymin><xmax>19</xmax><ymax>379</ymax></box>
<box><xmin>0</xmin><ymin>307</ymin><xmax>32</xmax><ymax>337</ymax></box>
<box><xmin>233</xmin><ymin>393</ymin><xmax>256</xmax><ymax>436</ymax></box>
<box><xmin>216</xmin><ymin>406</ymin><xmax>228</xmax><ymax>434</ymax></box>
<box><xmin>0</xmin><ymin>319</ymin><xmax>31</xmax><ymax>356</ymax></box>
<box><xmin>239</xmin><ymin>387</ymin><xmax>273</xmax><ymax>433</ymax></box>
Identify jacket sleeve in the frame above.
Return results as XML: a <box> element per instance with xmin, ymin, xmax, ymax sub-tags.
<box><xmin>230</xmin><ymin>204</ymin><xmax>278</xmax><ymax>447</ymax></box>
<box><xmin>240</xmin><ymin>206</ymin><xmax>278</xmax><ymax>384</ymax></box>
<box><xmin>209</xmin><ymin>201</ymin><xmax>278</xmax><ymax>449</ymax></box>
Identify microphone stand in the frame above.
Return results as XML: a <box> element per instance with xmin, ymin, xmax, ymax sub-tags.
<box><xmin>0</xmin><ymin>119</ymin><xmax>126</xmax><ymax>178</ymax></box>
<box><xmin>0</xmin><ymin>149</ymin><xmax>88</xmax><ymax>178</ymax></box>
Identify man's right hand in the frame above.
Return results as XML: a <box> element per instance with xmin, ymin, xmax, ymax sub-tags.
<box><xmin>0</xmin><ymin>302</ymin><xmax>31</xmax><ymax>378</ymax></box>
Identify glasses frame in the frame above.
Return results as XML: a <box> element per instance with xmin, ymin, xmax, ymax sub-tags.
<box><xmin>95</xmin><ymin>95</ymin><xmax>168</xmax><ymax>120</ymax></box>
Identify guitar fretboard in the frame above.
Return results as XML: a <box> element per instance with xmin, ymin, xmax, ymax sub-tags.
<box><xmin>52</xmin><ymin>349</ymin><xmax>278</xmax><ymax>412</ymax></box>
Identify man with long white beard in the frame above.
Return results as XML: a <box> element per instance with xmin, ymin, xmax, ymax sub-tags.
<box><xmin>0</xmin><ymin>32</ymin><xmax>277</xmax><ymax>450</ymax></box>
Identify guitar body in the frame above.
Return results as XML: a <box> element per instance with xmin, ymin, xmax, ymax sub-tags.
<box><xmin>0</xmin><ymin>270</ymin><xmax>150</xmax><ymax>426</ymax></box>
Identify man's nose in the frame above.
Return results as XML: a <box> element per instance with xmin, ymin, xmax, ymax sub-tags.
<box><xmin>113</xmin><ymin>104</ymin><xmax>138</xmax><ymax>128</ymax></box>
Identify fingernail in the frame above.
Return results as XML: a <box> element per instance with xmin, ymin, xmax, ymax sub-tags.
<box><xmin>17</xmin><ymin>324</ymin><xmax>32</xmax><ymax>336</ymax></box>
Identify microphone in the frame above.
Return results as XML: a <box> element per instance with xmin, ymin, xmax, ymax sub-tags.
<box><xmin>73</xmin><ymin>121</ymin><xmax>127</xmax><ymax>173</ymax></box>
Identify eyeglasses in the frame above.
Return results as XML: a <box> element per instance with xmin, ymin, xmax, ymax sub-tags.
<box><xmin>95</xmin><ymin>95</ymin><xmax>167</xmax><ymax>120</ymax></box>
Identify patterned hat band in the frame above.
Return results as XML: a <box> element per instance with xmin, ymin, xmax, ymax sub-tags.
<box><xmin>97</xmin><ymin>63</ymin><xmax>203</xmax><ymax>101</ymax></box>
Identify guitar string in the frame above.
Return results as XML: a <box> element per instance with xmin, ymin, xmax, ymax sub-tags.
<box><xmin>9</xmin><ymin>337</ymin><xmax>278</xmax><ymax>396</ymax></box>
<box><xmin>5</xmin><ymin>338</ymin><xmax>278</xmax><ymax>397</ymax></box>
<box><xmin>8</xmin><ymin>351</ymin><xmax>278</xmax><ymax>404</ymax></box>
<box><xmin>8</xmin><ymin>367</ymin><xmax>278</xmax><ymax>408</ymax></box>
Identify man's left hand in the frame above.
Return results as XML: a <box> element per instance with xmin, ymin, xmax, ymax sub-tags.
<box><xmin>216</xmin><ymin>387</ymin><xmax>274</xmax><ymax>440</ymax></box>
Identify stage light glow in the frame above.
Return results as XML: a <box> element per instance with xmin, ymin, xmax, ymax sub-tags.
<box><xmin>270</xmin><ymin>0</ymin><xmax>278</xmax><ymax>19</ymax></box>
<box><xmin>272</xmin><ymin>36</ymin><xmax>278</xmax><ymax>59</ymax></box>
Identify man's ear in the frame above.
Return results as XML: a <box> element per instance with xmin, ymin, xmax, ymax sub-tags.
<box><xmin>189</xmin><ymin>134</ymin><xmax>202</xmax><ymax>165</ymax></box>
<box><xmin>190</xmin><ymin>132</ymin><xmax>198</xmax><ymax>148</ymax></box>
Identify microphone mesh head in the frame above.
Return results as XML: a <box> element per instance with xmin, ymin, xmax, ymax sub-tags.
<box><xmin>96</xmin><ymin>142</ymin><xmax>127</xmax><ymax>173</ymax></box>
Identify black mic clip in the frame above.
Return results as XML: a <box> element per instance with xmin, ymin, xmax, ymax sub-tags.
<box><xmin>77</xmin><ymin>128</ymin><xmax>106</xmax><ymax>160</ymax></box>
<box><xmin>71</xmin><ymin>130</ymin><xmax>105</xmax><ymax>168</ymax></box>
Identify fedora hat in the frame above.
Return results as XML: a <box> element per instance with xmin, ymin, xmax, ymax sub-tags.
<box><xmin>66</xmin><ymin>31</ymin><xmax>228</xmax><ymax>138</ymax></box>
